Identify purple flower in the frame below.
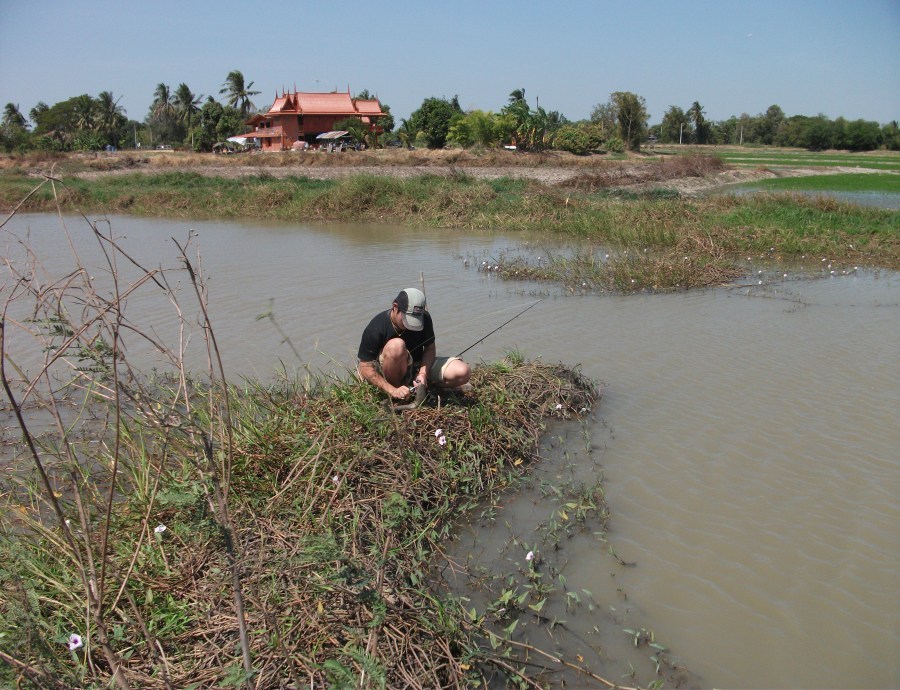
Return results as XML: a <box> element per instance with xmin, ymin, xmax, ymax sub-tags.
<box><xmin>67</xmin><ymin>634</ymin><xmax>83</xmax><ymax>651</ymax></box>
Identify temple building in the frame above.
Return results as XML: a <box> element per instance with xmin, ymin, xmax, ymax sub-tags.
<box><xmin>243</xmin><ymin>89</ymin><xmax>386</xmax><ymax>151</ymax></box>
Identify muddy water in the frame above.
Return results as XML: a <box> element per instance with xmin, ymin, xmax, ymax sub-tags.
<box><xmin>3</xmin><ymin>214</ymin><xmax>898</xmax><ymax>688</ymax></box>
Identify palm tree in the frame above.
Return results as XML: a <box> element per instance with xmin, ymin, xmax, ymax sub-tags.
<box><xmin>29</xmin><ymin>102</ymin><xmax>49</xmax><ymax>127</ymax></box>
<box><xmin>72</xmin><ymin>94</ymin><xmax>96</xmax><ymax>131</ymax></box>
<box><xmin>688</xmin><ymin>101</ymin><xmax>707</xmax><ymax>144</ymax></box>
<box><xmin>508</xmin><ymin>88</ymin><xmax>526</xmax><ymax>105</ymax></box>
<box><xmin>152</xmin><ymin>83</ymin><xmax>175</xmax><ymax>121</ymax></box>
<box><xmin>2</xmin><ymin>103</ymin><xmax>27</xmax><ymax>128</ymax></box>
<box><xmin>174</xmin><ymin>83</ymin><xmax>203</xmax><ymax>148</ymax></box>
<box><xmin>96</xmin><ymin>91</ymin><xmax>125</xmax><ymax>146</ymax></box>
<box><xmin>219</xmin><ymin>70</ymin><xmax>260</xmax><ymax>117</ymax></box>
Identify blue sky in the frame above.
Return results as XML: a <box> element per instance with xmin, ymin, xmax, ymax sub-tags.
<box><xmin>1</xmin><ymin>0</ymin><xmax>897</xmax><ymax>126</ymax></box>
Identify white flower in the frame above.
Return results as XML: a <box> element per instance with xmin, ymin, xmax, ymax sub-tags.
<box><xmin>434</xmin><ymin>429</ymin><xmax>443</xmax><ymax>437</ymax></box>
<box><xmin>154</xmin><ymin>524</ymin><xmax>167</xmax><ymax>534</ymax></box>
<box><xmin>438</xmin><ymin>435</ymin><xmax>447</xmax><ymax>446</ymax></box>
<box><xmin>67</xmin><ymin>634</ymin><xmax>83</xmax><ymax>651</ymax></box>
<box><xmin>332</xmin><ymin>475</ymin><xmax>339</xmax><ymax>485</ymax></box>
<box><xmin>555</xmin><ymin>403</ymin><xmax>563</xmax><ymax>410</ymax></box>
<box><xmin>525</xmin><ymin>551</ymin><xmax>534</xmax><ymax>562</ymax></box>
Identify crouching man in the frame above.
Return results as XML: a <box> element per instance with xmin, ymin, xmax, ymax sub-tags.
<box><xmin>357</xmin><ymin>287</ymin><xmax>471</xmax><ymax>401</ymax></box>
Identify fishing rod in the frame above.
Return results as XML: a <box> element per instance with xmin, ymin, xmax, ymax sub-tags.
<box><xmin>456</xmin><ymin>299</ymin><xmax>543</xmax><ymax>358</ymax></box>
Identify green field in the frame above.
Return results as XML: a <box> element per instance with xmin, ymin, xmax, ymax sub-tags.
<box><xmin>655</xmin><ymin>146</ymin><xmax>900</xmax><ymax>172</ymax></box>
<box><xmin>719</xmin><ymin>151</ymin><xmax>900</xmax><ymax>171</ymax></box>
<box><xmin>742</xmin><ymin>172</ymin><xmax>900</xmax><ymax>193</ymax></box>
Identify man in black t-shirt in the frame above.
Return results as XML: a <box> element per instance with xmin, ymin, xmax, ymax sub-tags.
<box><xmin>357</xmin><ymin>288</ymin><xmax>471</xmax><ymax>401</ymax></box>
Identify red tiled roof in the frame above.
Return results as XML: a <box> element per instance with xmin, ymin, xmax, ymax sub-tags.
<box><xmin>355</xmin><ymin>99</ymin><xmax>384</xmax><ymax>116</ymax></box>
<box><xmin>295</xmin><ymin>92</ymin><xmax>355</xmax><ymax>114</ymax></box>
<box><xmin>270</xmin><ymin>95</ymin><xmax>295</xmax><ymax>112</ymax></box>
<box><xmin>258</xmin><ymin>91</ymin><xmax>385</xmax><ymax>118</ymax></box>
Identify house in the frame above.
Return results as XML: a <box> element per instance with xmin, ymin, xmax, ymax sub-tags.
<box><xmin>244</xmin><ymin>89</ymin><xmax>386</xmax><ymax>151</ymax></box>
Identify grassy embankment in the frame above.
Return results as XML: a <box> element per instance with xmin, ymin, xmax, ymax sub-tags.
<box><xmin>1</xmin><ymin>207</ymin><xmax>649</xmax><ymax>688</ymax></box>
<box><xmin>1</xmin><ymin>150</ymin><xmax>898</xmax><ymax>290</ymax></box>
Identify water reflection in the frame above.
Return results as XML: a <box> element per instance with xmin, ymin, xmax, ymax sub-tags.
<box><xmin>2</xmin><ymin>213</ymin><xmax>898</xmax><ymax>688</ymax></box>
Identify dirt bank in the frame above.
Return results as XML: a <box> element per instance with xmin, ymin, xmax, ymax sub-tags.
<box><xmin>7</xmin><ymin>148</ymin><xmax>887</xmax><ymax>196</ymax></box>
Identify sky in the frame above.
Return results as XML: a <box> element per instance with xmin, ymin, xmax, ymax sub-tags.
<box><xmin>1</xmin><ymin>0</ymin><xmax>898</xmax><ymax>127</ymax></box>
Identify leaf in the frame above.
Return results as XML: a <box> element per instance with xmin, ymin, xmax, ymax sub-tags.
<box><xmin>528</xmin><ymin>599</ymin><xmax>546</xmax><ymax>612</ymax></box>
<box><xmin>504</xmin><ymin>619</ymin><xmax>519</xmax><ymax>637</ymax></box>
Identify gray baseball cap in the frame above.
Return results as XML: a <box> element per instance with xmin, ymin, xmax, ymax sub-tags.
<box><xmin>395</xmin><ymin>288</ymin><xmax>426</xmax><ymax>331</ymax></box>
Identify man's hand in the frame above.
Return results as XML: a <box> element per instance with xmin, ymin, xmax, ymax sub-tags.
<box><xmin>391</xmin><ymin>385</ymin><xmax>413</xmax><ymax>400</ymax></box>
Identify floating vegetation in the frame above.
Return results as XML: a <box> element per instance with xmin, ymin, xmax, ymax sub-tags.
<box><xmin>473</xmin><ymin>244</ymin><xmax>743</xmax><ymax>293</ymax></box>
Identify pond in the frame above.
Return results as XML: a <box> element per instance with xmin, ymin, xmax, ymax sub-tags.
<box><xmin>2</xmin><ymin>213</ymin><xmax>898</xmax><ymax>688</ymax></box>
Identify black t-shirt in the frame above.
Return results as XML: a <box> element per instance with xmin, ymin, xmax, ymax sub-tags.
<box><xmin>357</xmin><ymin>310</ymin><xmax>435</xmax><ymax>362</ymax></box>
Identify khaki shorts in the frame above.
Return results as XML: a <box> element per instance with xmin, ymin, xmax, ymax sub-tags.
<box><xmin>372</xmin><ymin>353</ymin><xmax>461</xmax><ymax>385</ymax></box>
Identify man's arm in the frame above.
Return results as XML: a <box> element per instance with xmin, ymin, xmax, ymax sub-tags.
<box><xmin>358</xmin><ymin>360</ymin><xmax>410</xmax><ymax>400</ymax></box>
<box><xmin>416</xmin><ymin>342</ymin><xmax>437</xmax><ymax>386</ymax></box>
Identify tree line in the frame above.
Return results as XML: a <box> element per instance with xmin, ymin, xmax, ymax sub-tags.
<box><xmin>0</xmin><ymin>70</ymin><xmax>270</xmax><ymax>153</ymax></box>
<box><xmin>2</xmin><ymin>72</ymin><xmax>898</xmax><ymax>154</ymax></box>
<box><xmin>408</xmin><ymin>91</ymin><xmax>897</xmax><ymax>153</ymax></box>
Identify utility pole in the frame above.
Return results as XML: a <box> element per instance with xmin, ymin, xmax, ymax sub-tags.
<box><xmin>679</xmin><ymin>123</ymin><xmax>683</xmax><ymax>145</ymax></box>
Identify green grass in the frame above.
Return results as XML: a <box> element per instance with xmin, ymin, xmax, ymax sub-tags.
<box><xmin>1</xmin><ymin>358</ymin><xmax>604</xmax><ymax>689</ymax></box>
<box><xmin>742</xmin><ymin>172</ymin><xmax>900</xmax><ymax>193</ymax></box>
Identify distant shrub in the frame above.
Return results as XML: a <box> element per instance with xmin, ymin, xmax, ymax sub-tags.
<box><xmin>554</xmin><ymin>125</ymin><xmax>592</xmax><ymax>155</ymax></box>
<box><xmin>605</xmin><ymin>137</ymin><xmax>626</xmax><ymax>153</ymax></box>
